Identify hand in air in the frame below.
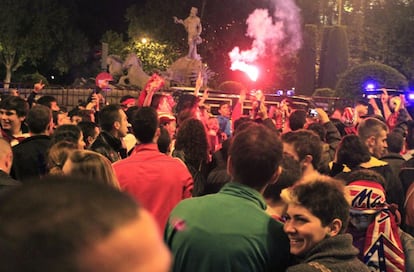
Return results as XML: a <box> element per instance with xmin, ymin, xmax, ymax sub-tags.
<box><xmin>34</xmin><ymin>80</ymin><xmax>45</xmax><ymax>92</ymax></box>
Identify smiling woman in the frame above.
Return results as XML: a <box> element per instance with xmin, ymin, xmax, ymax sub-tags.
<box><xmin>281</xmin><ymin>174</ymin><xmax>370</xmax><ymax>272</ymax></box>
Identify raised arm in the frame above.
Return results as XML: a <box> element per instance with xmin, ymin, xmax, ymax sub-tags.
<box><xmin>381</xmin><ymin>88</ymin><xmax>392</xmax><ymax>120</ymax></box>
<box><xmin>173</xmin><ymin>16</ymin><xmax>184</xmax><ymax>25</ymax></box>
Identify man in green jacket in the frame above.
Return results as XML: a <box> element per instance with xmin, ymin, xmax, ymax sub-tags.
<box><xmin>165</xmin><ymin>123</ymin><xmax>290</xmax><ymax>272</ymax></box>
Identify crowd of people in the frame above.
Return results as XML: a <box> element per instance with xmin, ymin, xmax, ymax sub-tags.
<box><xmin>0</xmin><ymin>74</ymin><xmax>413</xmax><ymax>272</ymax></box>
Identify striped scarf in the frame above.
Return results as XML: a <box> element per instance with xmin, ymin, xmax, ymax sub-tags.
<box><xmin>363</xmin><ymin>208</ymin><xmax>405</xmax><ymax>271</ymax></box>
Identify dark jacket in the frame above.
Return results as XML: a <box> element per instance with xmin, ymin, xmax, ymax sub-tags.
<box><xmin>287</xmin><ymin>234</ymin><xmax>370</xmax><ymax>272</ymax></box>
<box><xmin>0</xmin><ymin>170</ymin><xmax>20</xmax><ymax>196</ymax></box>
<box><xmin>319</xmin><ymin>121</ymin><xmax>342</xmax><ymax>175</ymax></box>
<box><xmin>381</xmin><ymin>152</ymin><xmax>406</xmax><ymax>179</ymax></box>
<box><xmin>90</xmin><ymin>131</ymin><xmax>127</xmax><ymax>163</ymax></box>
<box><xmin>334</xmin><ymin>157</ymin><xmax>405</xmax><ymax>213</ymax></box>
<box><xmin>11</xmin><ymin>135</ymin><xmax>51</xmax><ymax>182</ymax></box>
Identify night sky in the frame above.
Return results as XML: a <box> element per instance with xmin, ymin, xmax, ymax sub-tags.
<box><xmin>75</xmin><ymin>0</ymin><xmax>146</xmax><ymax>44</ymax></box>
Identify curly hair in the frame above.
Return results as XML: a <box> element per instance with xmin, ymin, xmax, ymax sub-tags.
<box><xmin>281</xmin><ymin>174</ymin><xmax>351</xmax><ymax>233</ymax></box>
<box><xmin>174</xmin><ymin>118</ymin><xmax>208</xmax><ymax>168</ymax></box>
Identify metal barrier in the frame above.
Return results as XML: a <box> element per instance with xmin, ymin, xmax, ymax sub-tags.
<box><xmin>1</xmin><ymin>87</ymin><xmax>350</xmax><ymax>115</ymax></box>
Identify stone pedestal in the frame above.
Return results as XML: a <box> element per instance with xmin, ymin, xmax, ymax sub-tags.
<box><xmin>167</xmin><ymin>57</ymin><xmax>202</xmax><ymax>86</ymax></box>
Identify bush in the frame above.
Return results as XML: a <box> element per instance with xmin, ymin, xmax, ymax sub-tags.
<box><xmin>19</xmin><ymin>72</ymin><xmax>49</xmax><ymax>86</ymax></box>
<box><xmin>312</xmin><ymin>88</ymin><xmax>336</xmax><ymax>97</ymax></box>
<box><xmin>335</xmin><ymin>62</ymin><xmax>408</xmax><ymax>98</ymax></box>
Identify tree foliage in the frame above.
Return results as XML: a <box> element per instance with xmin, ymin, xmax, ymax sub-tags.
<box><xmin>101</xmin><ymin>30</ymin><xmax>127</xmax><ymax>57</ymax></box>
<box><xmin>296</xmin><ymin>24</ymin><xmax>317</xmax><ymax>96</ymax></box>
<box><xmin>335</xmin><ymin>62</ymin><xmax>408</xmax><ymax>99</ymax></box>
<box><xmin>0</xmin><ymin>0</ymin><xmax>88</xmax><ymax>86</ymax></box>
<box><xmin>318</xmin><ymin>25</ymin><xmax>349</xmax><ymax>89</ymax></box>
<box><xmin>341</xmin><ymin>0</ymin><xmax>414</xmax><ymax>83</ymax></box>
<box><xmin>126</xmin><ymin>40</ymin><xmax>180</xmax><ymax>73</ymax></box>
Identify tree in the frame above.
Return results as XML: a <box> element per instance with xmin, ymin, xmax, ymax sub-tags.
<box><xmin>335</xmin><ymin>62</ymin><xmax>408</xmax><ymax>98</ymax></box>
<box><xmin>346</xmin><ymin>0</ymin><xmax>414</xmax><ymax>83</ymax></box>
<box><xmin>296</xmin><ymin>24</ymin><xmax>317</xmax><ymax>96</ymax></box>
<box><xmin>101</xmin><ymin>30</ymin><xmax>128</xmax><ymax>57</ymax></box>
<box><xmin>0</xmin><ymin>0</ymin><xmax>89</xmax><ymax>88</ymax></box>
<box><xmin>125</xmin><ymin>0</ymin><xmax>270</xmax><ymax>86</ymax></box>
<box><xmin>318</xmin><ymin>25</ymin><xmax>349</xmax><ymax>89</ymax></box>
<box><xmin>127</xmin><ymin>39</ymin><xmax>180</xmax><ymax>73</ymax></box>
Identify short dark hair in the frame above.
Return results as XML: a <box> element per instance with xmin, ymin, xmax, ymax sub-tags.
<box><xmin>307</xmin><ymin>122</ymin><xmax>326</xmax><ymax>142</ymax></box>
<box><xmin>263</xmin><ymin>154</ymin><xmax>302</xmax><ymax>201</ymax></box>
<box><xmin>77</xmin><ymin>121</ymin><xmax>99</xmax><ymax>144</ymax></box>
<box><xmin>358</xmin><ymin>117</ymin><xmax>388</xmax><ymax>143</ymax></box>
<box><xmin>68</xmin><ymin>107</ymin><xmax>81</xmax><ymax>118</ymax></box>
<box><xmin>219</xmin><ymin>101</ymin><xmax>230</xmax><ymax>110</ymax></box>
<box><xmin>281</xmin><ymin>175</ymin><xmax>350</xmax><ymax>233</ymax></box>
<box><xmin>336</xmin><ymin>134</ymin><xmax>371</xmax><ymax>168</ymax></box>
<box><xmin>157</xmin><ymin>126</ymin><xmax>171</xmax><ymax>154</ymax></box>
<box><xmin>36</xmin><ymin>95</ymin><xmax>57</xmax><ymax>109</ymax></box>
<box><xmin>132</xmin><ymin>107</ymin><xmax>159</xmax><ymax>143</ymax></box>
<box><xmin>99</xmin><ymin>104</ymin><xmax>122</xmax><ymax>132</ymax></box>
<box><xmin>0</xmin><ymin>96</ymin><xmax>29</xmax><ymax>117</ymax></box>
<box><xmin>289</xmin><ymin>110</ymin><xmax>307</xmax><ymax>131</ymax></box>
<box><xmin>386</xmin><ymin>131</ymin><xmax>404</xmax><ymax>153</ymax></box>
<box><xmin>27</xmin><ymin>105</ymin><xmax>52</xmax><ymax>134</ymax></box>
<box><xmin>0</xmin><ymin>176</ymin><xmax>139</xmax><ymax>272</ymax></box>
<box><xmin>50</xmin><ymin>124</ymin><xmax>82</xmax><ymax>146</ymax></box>
<box><xmin>120</xmin><ymin>95</ymin><xmax>135</xmax><ymax>104</ymax></box>
<box><xmin>282</xmin><ymin>129</ymin><xmax>322</xmax><ymax>169</ymax></box>
<box><xmin>203</xmin><ymin>168</ymin><xmax>232</xmax><ymax>196</ymax></box>
<box><xmin>229</xmin><ymin>123</ymin><xmax>283</xmax><ymax>189</ymax></box>
<box><xmin>233</xmin><ymin>117</ymin><xmax>254</xmax><ymax>135</ymax></box>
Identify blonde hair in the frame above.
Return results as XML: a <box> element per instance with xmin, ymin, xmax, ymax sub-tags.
<box><xmin>65</xmin><ymin>150</ymin><xmax>120</xmax><ymax>189</ymax></box>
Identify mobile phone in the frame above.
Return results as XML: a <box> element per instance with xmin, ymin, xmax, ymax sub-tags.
<box><xmin>308</xmin><ymin>108</ymin><xmax>318</xmax><ymax>118</ymax></box>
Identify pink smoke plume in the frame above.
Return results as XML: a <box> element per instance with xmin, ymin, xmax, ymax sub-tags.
<box><xmin>229</xmin><ymin>0</ymin><xmax>303</xmax><ymax>81</ymax></box>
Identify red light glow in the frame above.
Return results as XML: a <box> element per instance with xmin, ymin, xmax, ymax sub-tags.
<box><xmin>230</xmin><ymin>61</ymin><xmax>259</xmax><ymax>81</ymax></box>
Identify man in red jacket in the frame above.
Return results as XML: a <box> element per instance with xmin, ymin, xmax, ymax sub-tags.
<box><xmin>113</xmin><ymin>107</ymin><xmax>193</xmax><ymax>231</ymax></box>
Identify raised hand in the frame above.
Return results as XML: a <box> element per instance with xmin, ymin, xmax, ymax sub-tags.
<box><xmin>34</xmin><ymin>80</ymin><xmax>45</xmax><ymax>92</ymax></box>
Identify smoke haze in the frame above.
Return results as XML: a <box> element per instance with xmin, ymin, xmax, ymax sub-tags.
<box><xmin>229</xmin><ymin>0</ymin><xmax>303</xmax><ymax>78</ymax></box>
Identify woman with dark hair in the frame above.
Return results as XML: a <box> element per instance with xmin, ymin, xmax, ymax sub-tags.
<box><xmin>173</xmin><ymin>118</ymin><xmax>210</xmax><ymax>196</ymax></box>
<box><xmin>329</xmin><ymin>134</ymin><xmax>371</xmax><ymax>178</ymax></box>
<box><xmin>282</xmin><ymin>174</ymin><xmax>369</xmax><ymax>272</ymax></box>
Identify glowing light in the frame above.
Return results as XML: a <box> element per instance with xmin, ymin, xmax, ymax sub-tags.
<box><xmin>230</xmin><ymin>61</ymin><xmax>259</xmax><ymax>81</ymax></box>
<box><xmin>407</xmin><ymin>93</ymin><xmax>414</xmax><ymax>101</ymax></box>
<box><xmin>365</xmin><ymin>83</ymin><xmax>376</xmax><ymax>91</ymax></box>
<box><xmin>141</xmin><ymin>38</ymin><xmax>148</xmax><ymax>44</ymax></box>
<box><xmin>228</xmin><ymin>1</ymin><xmax>302</xmax><ymax>83</ymax></box>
